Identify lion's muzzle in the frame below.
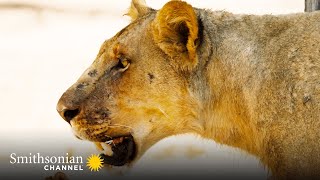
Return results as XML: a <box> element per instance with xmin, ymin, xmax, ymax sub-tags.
<box><xmin>57</xmin><ymin>84</ymin><xmax>138</xmax><ymax>167</ymax></box>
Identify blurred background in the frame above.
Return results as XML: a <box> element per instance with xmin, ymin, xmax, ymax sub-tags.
<box><xmin>0</xmin><ymin>0</ymin><xmax>303</xmax><ymax>179</ymax></box>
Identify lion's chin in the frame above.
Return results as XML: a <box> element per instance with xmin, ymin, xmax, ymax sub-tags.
<box><xmin>95</xmin><ymin>135</ymin><xmax>136</xmax><ymax>166</ymax></box>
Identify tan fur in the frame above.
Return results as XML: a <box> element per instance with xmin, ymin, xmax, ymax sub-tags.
<box><xmin>57</xmin><ymin>1</ymin><xmax>320</xmax><ymax>179</ymax></box>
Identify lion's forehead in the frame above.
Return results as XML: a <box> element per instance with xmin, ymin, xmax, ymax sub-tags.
<box><xmin>98</xmin><ymin>13</ymin><xmax>156</xmax><ymax>55</ymax></box>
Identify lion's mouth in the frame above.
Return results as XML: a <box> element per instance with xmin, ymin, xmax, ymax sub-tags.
<box><xmin>95</xmin><ymin>135</ymin><xmax>136</xmax><ymax>166</ymax></box>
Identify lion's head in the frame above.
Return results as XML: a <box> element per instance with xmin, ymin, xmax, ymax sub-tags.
<box><xmin>57</xmin><ymin>0</ymin><xmax>203</xmax><ymax>166</ymax></box>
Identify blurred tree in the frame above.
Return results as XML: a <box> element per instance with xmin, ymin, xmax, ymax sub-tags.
<box><xmin>305</xmin><ymin>0</ymin><xmax>320</xmax><ymax>12</ymax></box>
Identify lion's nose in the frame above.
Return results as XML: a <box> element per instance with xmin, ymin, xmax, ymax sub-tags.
<box><xmin>56</xmin><ymin>102</ymin><xmax>80</xmax><ymax>124</ymax></box>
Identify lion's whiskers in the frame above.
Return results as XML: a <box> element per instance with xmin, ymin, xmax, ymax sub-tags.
<box><xmin>157</xmin><ymin>107</ymin><xmax>171</xmax><ymax>120</ymax></box>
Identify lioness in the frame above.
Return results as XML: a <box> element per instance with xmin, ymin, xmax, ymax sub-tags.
<box><xmin>57</xmin><ymin>0</ymin><xmax>320</xmax><ymax>179</ymax></box>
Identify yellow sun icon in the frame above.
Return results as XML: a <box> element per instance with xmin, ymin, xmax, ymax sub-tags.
<box><xmin>86</xmin><ymin>154</ymin><xmax>104</xmax><ymax>172</ymax></box>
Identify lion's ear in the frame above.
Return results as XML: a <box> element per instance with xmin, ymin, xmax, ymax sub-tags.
<box><xmin>152</xmin><ymin>1</ymin><xmax>198</xmax><ymax>71</ymax></box>
<box><xmin>126</xmin><ymin>0</ymin><xmax>152</xmax><ymax>21</ymax></box>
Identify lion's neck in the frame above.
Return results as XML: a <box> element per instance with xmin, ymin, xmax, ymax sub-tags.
<box><xmin>190</xmin><ymin>9</ymin><xmax>266</xmax><ymax>157</ymax></box>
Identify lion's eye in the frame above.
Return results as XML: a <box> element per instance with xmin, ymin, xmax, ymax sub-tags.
<box><xmin>121</xmin><ymin>59</ymin><xmax>129</xmax><ymax>68</ymax></box>
<box><xmin>116</xmin><ymin>57</ymin><xmax>130</xmax><ymax>71</ymax></box>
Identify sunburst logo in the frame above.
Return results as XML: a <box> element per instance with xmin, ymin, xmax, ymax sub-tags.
<box><xmin>86</xmin><ymin>154</ymin><xmax>104</xmax><ymax>172</ymax></box>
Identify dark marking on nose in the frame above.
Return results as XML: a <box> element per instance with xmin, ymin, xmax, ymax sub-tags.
<box><xmin>77</xmin><ymin>82</ymin><xmax>89</xmax><ymax>89</ymax></box>
<box><xmin>148</xmin><ymin>73</ymin><xmax>155</xmax><ymax>84</ymax></box>
<box><xmin>86</xmin><ymin>109</ymin><xmax>111</xmax><ymax>123</ymax></box>
<box><xmin>88</xmin><ymin>70</ymin><xmax>98</xmax><ymax>77</ymax></box>
<box><xmin>303</xmin><ymin>95</ymin><xmax>311</xmax><ymax>105</ymax></box>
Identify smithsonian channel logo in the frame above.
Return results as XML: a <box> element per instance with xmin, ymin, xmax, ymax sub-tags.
<box><xmin>10</xmin><ymin>153</ymin><xmax>104</xmax><ymax>172</ymax></box>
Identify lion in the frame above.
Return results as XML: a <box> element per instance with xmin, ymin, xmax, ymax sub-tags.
<box><xmin>57</xmin><ymin>0</ymin><xmax>320</xmax><ymax>179</ymax></box>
